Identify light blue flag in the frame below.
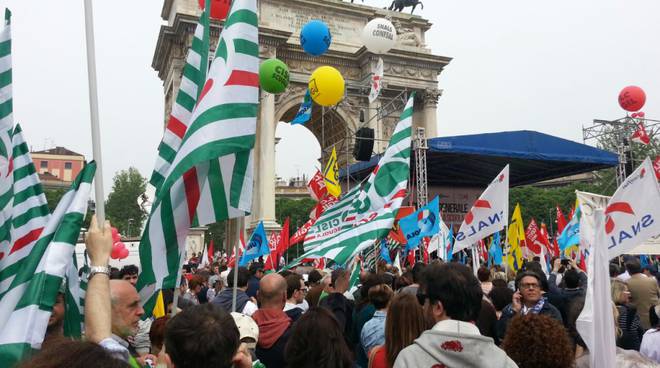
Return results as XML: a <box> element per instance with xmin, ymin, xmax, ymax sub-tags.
<box><xmin>239</xmin><ymin>222</ymin><xmax>270</xmax><ymax>267</ymax></box>
<box><xmin>446</xmin><ymin>225</ymin><xmax>454</xmax><ymax>261</ymax></box>
<box><xmin>291</xmin><ymin>90</ymin><xmax>312</xmax><ymax>125</ymax></box>
<box><xmin>489</xmin><ymin>232</ymin><xmax>503</xmax><ymax>266</ymax></box>
<box><xmin>557</xmin><ymin>206</ymin><xmax>581</xmax><ymax>254</ymax></box>
<box><xmin>401</xmin><ymin>197</ymin><xmax>441</xmax><ymax>252</ymax></box>
<box><xmin>380</xmin><ymin>239</ymin><xmax>392</xmax><ymax>264</ymax></box>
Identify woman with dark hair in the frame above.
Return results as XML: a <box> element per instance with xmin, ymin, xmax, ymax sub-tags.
<box><xmin>501</xmin><ymin>314</ymin><xmax>574</xmax><ymax>368</ymax></box>
<box><xmin>285</xmin><ymin>307</ymin><xmax>353</xmax><ymax>368</ymax></box>
<box><xmin>368</xmin><ymin>293</ymin><xmax>427</xmax><ymax>368</ymax></box>
<box><xmin>611</xmin><ymin>278</ymin><xmax>644</xmax><ymax>350</ymax></box>
<box><xmin>18</xmin><ymin>339</ymin><xmax>130</xmax><ymax>368</ymax></box>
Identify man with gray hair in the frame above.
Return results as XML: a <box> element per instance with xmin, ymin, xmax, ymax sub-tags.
<box><xmin>108</xmin><ymin>280</ymin><xmax>146</xmax><ymax>358</ymax></box>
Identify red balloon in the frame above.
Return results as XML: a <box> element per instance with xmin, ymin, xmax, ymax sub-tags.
<box><xmin>111</xmin><ymin>243</ymin><xmax>122</xmax><ymax>259</ymax></box>
<box><xmin>618</xmin><ymin>86</ymin><xmax>646</xmax><ymax>112</ymax></box>
<box><xmin>118</xmin><ymin>247</ymin><xmax>129</xmax><ymax>260</ymax></box>
<box><xmin>198</xmin><ymin>0</ymin><xmax>231</xmax><ymax>20</ymax></box>
<box><xmin>111</xmin><ymin>227</ymin><xmax>121</xmax><ymax>243</ymax></box>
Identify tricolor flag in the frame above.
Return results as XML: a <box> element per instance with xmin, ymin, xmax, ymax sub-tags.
<box><xmin>453</xmin><ymin>165</ymin><xmax>509</xmax><ymax>254</ymax></box>
<box><xmin>137</xmin><ymin>0</ymin><xmax>259</xmax><ymax>315</ymax></box>
<box><xmin>291</xmin><ymin>95</ymin><xmax>414</xmax><ymax>267</ymax></box>
<box><xmin>0</xmin><ymin>163</ymin><xmax>95</xmax><ymax>365</ymax></box>
<box><xmin>368</xmin><ymin>57</ymin><xmax>384</xmax><ymax>103</ymax></box>
<box><xmin>323</xmin><ymin>147</ymin><xmax>341</xmax><ymax>198</ymax></box>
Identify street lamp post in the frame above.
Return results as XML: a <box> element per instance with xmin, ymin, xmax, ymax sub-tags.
<box><xmin>127</xmin><ymin>218</ymin><xmax>134</xmax><ymax>238</ymax></box>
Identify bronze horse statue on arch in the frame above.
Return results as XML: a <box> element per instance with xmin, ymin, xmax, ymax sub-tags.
<box><xmin>389</xmin><ymin>0</ymin><xmax>424</xmax><ymax>14</ymax></box>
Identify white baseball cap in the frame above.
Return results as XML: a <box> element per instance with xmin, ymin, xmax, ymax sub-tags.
<box><xmin>230</xmin><ymin>312</ymin><xmax>259</xmax><ymax>349</ymax></box>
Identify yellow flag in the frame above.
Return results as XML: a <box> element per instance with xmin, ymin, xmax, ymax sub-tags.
<box><xmin>153</xmin><ymin>290</ymin><xmax>166</xmax><ymax>319</ymax></box>
<box><xmin>323</xmin><ymin>147</ymin><xmax>341</xmax><ymax>198</ymax></box>
<box><xmin>507</xmin><ymin>204</ymin><xmax>525</xmax><ymax>271</ymax></box>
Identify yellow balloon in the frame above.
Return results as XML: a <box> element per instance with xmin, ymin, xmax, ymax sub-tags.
<box><xmin>308</xmin><ymin>66</ymin><xmax>345</xmax><ymax>107</ymax></box>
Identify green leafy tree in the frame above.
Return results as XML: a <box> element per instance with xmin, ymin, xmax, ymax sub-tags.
<box><xmin>276</xmin><ymin>197</ymin><xmax>317</xmax><ymax>260</ymax></box>
<box><xmin>205</xmin><ymin>221</ymin><xmax>226</xmax><ymax>250</ymax></box>
<box><xmin>44</xmin><ymin>188</ymin><xmax>66</xmax><ymax>214</ymax></box>
<box><xmin>105</xmin><ymin>167</ymin><xmax>147</xmax><ymax>237</ymax></box>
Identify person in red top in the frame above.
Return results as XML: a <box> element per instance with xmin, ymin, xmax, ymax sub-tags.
<box><xmin>368</xmin><ymin>293</ymin><xmax>427</xmax><ymax>368</ymax></box>
<box><xmin>251</xmin><ymin>273</ymin><xmax>292</xmax><ymax>368</ymax></box>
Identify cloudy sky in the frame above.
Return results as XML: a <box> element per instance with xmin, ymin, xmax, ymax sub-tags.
<box><xmin>4</xmin><ymin>0</ymin><xmax>660</xmax><ymax>197</ymax></box>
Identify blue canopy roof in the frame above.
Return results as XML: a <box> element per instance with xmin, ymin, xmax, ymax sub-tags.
<box><xmin>341</xmin><ymin>130</ymin><xmax>618</xmax><ymax>187</ymax></box>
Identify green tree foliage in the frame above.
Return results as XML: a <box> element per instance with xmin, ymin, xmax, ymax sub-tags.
<box><xmin>276</xmin><ymin>197</ymin><xmax>317</xmax><ymax>259</ymax></box>
<box><xmin>205</xmin><ymin>221</ymin><xmax>226</xmax><ymax>249</ymax></box>
<box><xmin>510</xmin><ymin>182</ymin><xmax>603</xmax><ymax>235</ymax></box>
<box><xmin>105</xmin><ymin>167</ymin><xmax>147</xmax><ymax>237</ymax></box>
<box><xmin>275</xmin><ymin>198</ymin><xmax>317</xmax><ymax>230</ymax></box>
<box><xmin>44</xmin><ymin>188</ymin><xmax>66</xmax><ymax>214</ymax></box>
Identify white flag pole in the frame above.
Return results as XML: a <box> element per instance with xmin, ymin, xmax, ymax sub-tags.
<box><xmin>83</xmin><ymin>0</ymin><xmax>106</xmax><ymax>224</ymax></box>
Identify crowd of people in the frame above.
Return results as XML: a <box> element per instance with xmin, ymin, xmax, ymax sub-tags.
<box><xmin>19</xmin><ymin>217</ymin><xmax>660</xmax><ymax>367</ymax></box>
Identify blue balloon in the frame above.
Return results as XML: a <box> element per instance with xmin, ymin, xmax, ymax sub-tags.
<box><xmin>300</xmin><ymin>20</ymin><xmax>332</xmax><ymax>56</ymax></box>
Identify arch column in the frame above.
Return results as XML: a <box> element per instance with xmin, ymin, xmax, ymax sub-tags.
<box><xmin>421</xmin><ymin>89</ymin><xmax>441</xmax><ymax>138</ymax></box>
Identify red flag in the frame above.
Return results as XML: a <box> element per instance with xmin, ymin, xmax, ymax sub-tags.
<box><xmin>207</xmin><ymin>240</ymin><xmax>214</xmax><ymax>264</ymax></box>
<box><xmin>264</xmin><ymin>231</ymin><xmax>279</xmax><ymax>271</ymax></box>
<box><xmin>307</xmin><ymin>170</ymin><xmax>327</xmax><ymax>201</ymax></box>
<box><xmin>310</xmin><ymin>195</ymin><xmax>338</xmax><ymax>220</ymax></box>
<box><xmin>422</xmin><ymin>238</ymin><xmax>430</xmax><ymax>264</ymax></box>
<box><xmin>315</xmin><ymin>257</ymin><xmax>326</xmax><ymax>270</ymax></box>
<box><xmin>653</xmin><ymin>156</ymin><xmax>660</xmax><ymax>180</ymax></box>
<box><xmin>524</xmin><ymin>219</ymin><xmax>543</xmax><ymax>255</ymax></box>
<box><xmin>407</xmin><ymin>249</ymin><xmax>416</xmax><ymax>267</ymax></box>
<box><xmin>631</xmin><ymin>122</ymin><xmax>651</xmax><ymax>145</ymax></box>
<box><xmin>539</xmin><ymin>222</ymin><xmax>557</xmax><ymax>257</ymax></box>
<box><xmin>556</xmin><ymin>206</ymin><xmax>567</xmax><ymax>234</ymax></box>
<box><xmin>478</xmin><ymin>239</ymin><xmax>489</xmax><ymax>263</ymax></box>
<box><xmin>389</xmin><ymin>206</ymin><xmax>415</xmax><ymax>244</ymax></box>
<box><xmin>227</xmin><ymin>230</ymin><xmax>245</xmax><ymax>268</ymax></box>
<box><xmin>290</xmin><ymin>218</ymin><xmax>316</xmax><ymax>245</ymax></box>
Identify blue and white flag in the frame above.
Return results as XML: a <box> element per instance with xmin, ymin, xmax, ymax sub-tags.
<box><xmin>380</xmin><ymin>239</ymin><xmax>392</xmax><ymax>264</ymax></box>
<box><xmin>558</xmin><ymin>206</ymin><xmax>581</xmax><ymax>255</ymax></box>
<box><xmin>291</xmin><ymin>90</ymin><xmax>312</xmax><ymax>125</ymax></box>
<box><xmin>489</xmin><ymin>232</ymin><xmax>503</xmax><ymax>266</ymax></box>
<box><xmin>239</xmin><ymin>222</ymin><xmax>270</xmax><ymax>267</ymax></box>
<box><xmin>400</xmin><ymin>197</ymin><xmax>440</xmax><ymax>252</ymax></box>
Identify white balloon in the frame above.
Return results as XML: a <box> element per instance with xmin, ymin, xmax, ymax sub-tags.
<box><xmin>361</xmin><ymin>18</ymin><xmax>397</xmax><ymax>54</ymax></box>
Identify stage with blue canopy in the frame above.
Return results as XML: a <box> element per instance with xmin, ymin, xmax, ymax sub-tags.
<box><xmin>341</xmin><ymin>130</ymin><xmax>619</xmax><ymax>187</ymax></box>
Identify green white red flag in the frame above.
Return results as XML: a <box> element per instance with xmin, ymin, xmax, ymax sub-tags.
<box><xmin>137</xmin><ymin>0</ymin><xmax>259</xmax><ymax>315</ymax></box>
<box><xmin>291</xmin><ymin>94</ymin><xmax>414</xmax><ymax>266</ymax></box>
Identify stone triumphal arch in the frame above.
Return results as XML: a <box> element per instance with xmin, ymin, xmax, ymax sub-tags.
<box><xmin>153</xmin><ymin>0</ymin><xmax>451</xmax><ymax>246</ymax></box>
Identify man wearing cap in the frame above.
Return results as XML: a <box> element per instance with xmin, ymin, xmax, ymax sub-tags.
<box><xmin>496</xmin><ymin>271</ymin><xmax>562</xmax><ymax>341</ymax></box>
